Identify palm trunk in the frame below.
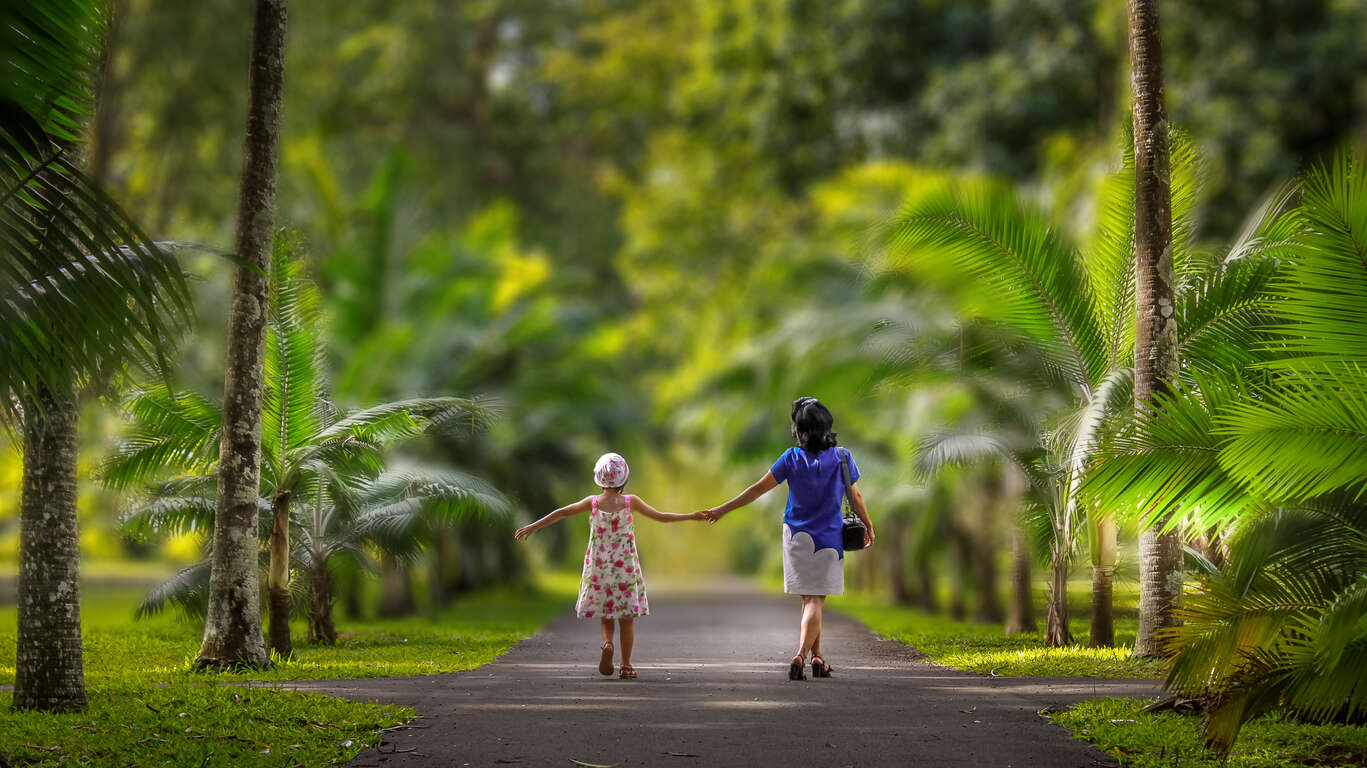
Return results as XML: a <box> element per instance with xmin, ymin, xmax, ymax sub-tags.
<box><xmin>1044</xmin><ymin>550</ymin><xmax>1072</xmax><ymax>647</ymax></box>
<box><xmin>13</xmin><ymin>386</ymin><xmax>86</xmax><ymax>712</ymax></box>
<box><xmin>198</xmin><ymin>0</ymin><xmax>287</xmax><ymax>670</ymax></box>
<box><xmin>1128</xmin><ymin>0</ymin><xmax>1182</xmax><ymax>658</ymax></box>
<box><xmin>1005</xmin><ymin>521</ymin><xmax>1036</xmax><ymax>634</ymax></box>
<box><xmin>378</xmin><ymin>553</ymin><xmax>416</xmax><ymax>618</ymax></box>
<box><xmin>1090</xmin><ymin>513</ymin><xmax>1117</xmax><ymax>647</ymax></box>
<box><xmin>307</xmin><ymin>565</ymin><xmax>337</xmax><ymax>645</ymax></box>
<box><xmin>267</xmin><ymin>491</ymin><xmax>292</xmax><ymax>657</ymax></box>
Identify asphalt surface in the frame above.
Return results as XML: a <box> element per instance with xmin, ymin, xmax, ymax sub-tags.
<box><xmin>288</xmin><ymin>582</ymin><xmax>1160</xmax><ymax>767</ymax></box>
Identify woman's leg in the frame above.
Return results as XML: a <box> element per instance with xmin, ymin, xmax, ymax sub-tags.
<box><xmin>796</xmin><ymin>595</ymin><xmax>825</xmax><ymax>660</ymax></box>
<box><xmin>619</xmin><ymin>617</ymin><xmax>635</xmax><ymax>666</ymax></box>
<box><xmin>600</xmin><ymin>618</ymin><xmax>615</xmax><ymax>648</ymax></box>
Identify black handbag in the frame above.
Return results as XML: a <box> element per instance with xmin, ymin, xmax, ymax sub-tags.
<box><xmin>838</xmin><ymin>448</ymin><xmax>867</xmax><ymax>551</ymax></box>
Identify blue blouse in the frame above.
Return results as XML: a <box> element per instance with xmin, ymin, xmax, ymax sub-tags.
<box><xmin>770</xmin><ymin>446</ymin><xmax>860</xmax><ymax>557</ymax></box>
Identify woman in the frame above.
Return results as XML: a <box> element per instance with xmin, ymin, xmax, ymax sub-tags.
<box><xmin>701</xmin><ymin>396</ymin><xmax>874</xmax><ymax>680</ymax></box>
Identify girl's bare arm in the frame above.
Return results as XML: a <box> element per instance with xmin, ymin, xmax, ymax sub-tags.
<box><xmin>701</xmin><ymin>471</ymin><xmax>779</xmax><ymax>522</ymax></box>
<box><xmin>514</xmin><ymin>496</ymin><xmax>593</xmax><ymax>540</ymax></box>
<box><xmin>631</xmin><ymin>496</ymin><xmax>705</xmax><ymax>523</ymax></box>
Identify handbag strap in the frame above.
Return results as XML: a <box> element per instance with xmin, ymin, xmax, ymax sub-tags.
<box><xmin>838</xmin><ymin>448</ymin><xmax>854</xmax><ymax>514</ymax></box>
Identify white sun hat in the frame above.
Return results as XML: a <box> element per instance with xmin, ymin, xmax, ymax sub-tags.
<box><xmin>593</xmin><ymin>452</ymin><xmax>630</xmax><ymax>488</ymax></box>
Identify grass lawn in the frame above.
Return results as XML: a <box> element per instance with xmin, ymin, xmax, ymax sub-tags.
<box><xmin>1048</xmin><ymin>698</ymin><xmax>1367</xmax><ymax>767</ymax></box>
<box><xmin>0</xmin><ymin>571</ymin><xmax>577</xmax><ymax>766</ymax></box>
<box><xmin>831</xmin><ymin>586</ymin><xmax>1164</xmax><ymax>678</ymax></box>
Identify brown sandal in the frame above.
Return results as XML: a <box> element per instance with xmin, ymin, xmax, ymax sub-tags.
<box><xmin>598</xmin><ymin>642</ymin><xmax>614</xmax><ymax>676</ymax></box>
<box><xmin>618</xmin><ymin>664</ymin><xmax>637</xmax><ymax>679</ymax></box>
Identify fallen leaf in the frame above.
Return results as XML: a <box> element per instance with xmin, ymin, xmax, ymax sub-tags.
<box><xmin>825</xmin><ymin>743</ymin><xmax>836</xmax><ymax>748</ymax></box>
<box><xmin>569</xmin><ymin>760</ymin><xmax>618</xmax><ymax>768</ymax></box>
<box><xmin>959</xmin><ymin>707</ymin><xmax>976</xmax><ymax>714</ymax></box>
<box><xmin>664</xmin><ymin>752</ymin><xmax>699</xmax><ymax>758</ymax></box>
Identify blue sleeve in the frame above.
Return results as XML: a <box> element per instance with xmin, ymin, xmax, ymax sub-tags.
<box><xmin>845</xmin><ymin>449</ymin><xmax>860</xmax><ymax>484</ymax></box>
<box><xmin>770</xmin><ymin>449</ymin><xmax>793</xmax><ymax>483</ymax></box>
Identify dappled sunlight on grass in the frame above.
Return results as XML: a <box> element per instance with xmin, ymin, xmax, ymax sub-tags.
<box><xmin>1049</xmin><ymin>698</ymin><xmax>1367</xmax><ymax>768</ymax></box>
<box><xmin>832</xmin><ymin>591</ymin><xmax>1163</xmax><ymax>678</ymax></box>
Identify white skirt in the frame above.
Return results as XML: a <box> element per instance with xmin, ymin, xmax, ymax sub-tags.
<box><xmin>782</xmin><ymin>523</ymin><xmax>844</xmax><ymax>595</ymax></box>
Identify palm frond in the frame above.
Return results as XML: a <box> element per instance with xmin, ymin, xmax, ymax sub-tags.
<box><xmin>879</xmin><ymin>177</ymin><xmax>1107</xmax><ymax>391</ymax></box>
<box><xmin>1083</xmin><ymin>374</ymin><xmax>1260</xmax><ymax>531</ymax></box>
<box><xmin>1264</xmin><ymin>150</ymin><xmax>1367</xmax><ymax>365</ymax></box>
<box><xmin>263</xmin><ymin>232</ymin><xmax>327</xmax><ymax>462</ymax></box>
<box><xmin>135</xmin><ymin>559</ymin><xmax>212</xmax><ymax>619</ymax></box>
<box><xmin>99</xmin><ymin>384</ymin><xmax>221</xmax><ymax>488</ymax></box>
<box><xmin>1220</xmin><ymin>365</ymin><xmax>1367</xmax><ymax>502</ymax></box>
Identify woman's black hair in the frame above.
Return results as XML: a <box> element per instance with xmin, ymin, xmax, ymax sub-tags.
<box><xmin>791</xmin><ymin>396</ymin><xmax>838</xmax><ymax>452</ymax></box>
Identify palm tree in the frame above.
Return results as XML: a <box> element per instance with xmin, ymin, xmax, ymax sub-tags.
<box><xmin>1083</xmin><ymin>151</ymin><xmax>1366</xmax><ymax>754</ymax></box>
<box><xmin>124</xmin><ymin>462</ymin><xmax>507</xmax><ymax>644</ymax></box>
<box><xmin>1126</xmin><ymin>0</ymin><xmax>1184</xmax><ymax>659</ymax></box>
<box><xmin>104</xmin><ymin>235</ymin><xmax>502</xmax><ymax>656</ymax></box>
<box><xmin>3</xmin><ymin>0</ymin><xmax>191</xmax><ymax>712</ymax></box>
<box><xmin>873</xmin><ymin>135</ymin><xmax>1280</xmax><ymax>647</ymax></box>
<box><xmin>199</xmin><ymin>0</ymin><xmax>287</xmax><ymax>671</ymax></box>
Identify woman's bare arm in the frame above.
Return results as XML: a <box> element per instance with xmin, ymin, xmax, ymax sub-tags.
<box><xmin>514</xmin><ymin>496</ymin><xmax>593</xmax><ymax>540</ymax></box>
<box><xmin>631</xmin><ymin>496</ymin><xmax>704</xmax><ymax>523</ymax></box>
<box><xmin>849</xmin><ymin>481</ymin><xmax>875</xmax><ymax>547</ymax></box>
<box><xmin>700</xmin><ymin>472</ymin><xmax>779</xmax><ymax>522</ymax></box>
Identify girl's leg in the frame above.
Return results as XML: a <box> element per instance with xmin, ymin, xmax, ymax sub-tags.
<box><xmin>796</xmin><ymin>595</ymin><xmax>824</xmax><ymax>660</ymax></box>
<box><xmin>619</xmin><ymin>617</ymin><xmax>635</xmax><ymax>666</ymax></box>
<box><xmin>600</xmin><ymin>618</ymin><xmax>615</xmax><ymax>648</ymax></box>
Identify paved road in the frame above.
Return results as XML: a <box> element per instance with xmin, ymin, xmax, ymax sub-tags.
<box><xmin>290</xmin><ymin>583</ymin><xmax>1159</xmax><ymax>767</ymax></box>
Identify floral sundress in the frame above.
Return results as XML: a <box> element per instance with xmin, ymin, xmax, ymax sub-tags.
<box><xmin>575</xmin><ymin>495</ymin><xmax>649</xmax><ymax>619</ymax></box>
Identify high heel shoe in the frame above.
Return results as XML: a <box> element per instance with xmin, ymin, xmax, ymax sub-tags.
<box><xmin>811</xmin><ymin>656</ymin><xmax>832</xmax><ymax>678</ymax></box>
<box><xmin>788</xmin><ymin>655</ymin><xmax>807</xmax><ymax>681</ymax></box>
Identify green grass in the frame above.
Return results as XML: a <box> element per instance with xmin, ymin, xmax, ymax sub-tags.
<box><xmin>1048</xmin><ymin>698</ymin><xmax>1367</xmax><ymax>767</ymax></box>
<box><xmin>831</xmin><ymin>588</ymin><xmax>1164</xmax><ymax>678</ymax></box>
<box><xmin>1</xmin><ymin>686</ymin><xmax>408</xmax><ymax>767</ymax></box>
<box><xmin>0</xmin><ymin>572</ymin><xmax>578</xmax><ymax>766</ymax></box>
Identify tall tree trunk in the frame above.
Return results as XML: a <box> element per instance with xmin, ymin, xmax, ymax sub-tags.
<box><xmin>1128</xmin><ymin>0</ymin><xmax>1182</xmax><ymax>659</ymax></box>
<box><xmin>1090</xmin><ymin>513</ymin><xmax>1117</xmax><ymax>647</ymax></box>
<box><xmin>307</xmin><ymin>564</ymin><xmax>337</xmax><ymax>645</ymax></box>
<box><xmin>915</xmin><ymin>555</ymin><xmax>938</xmax><ymax>613</ymax></box>
<box><xmin>1005</xmin><ymin>522</ymin><xmax>1036</xmax><ymax>635</ymax></box>
<box><xmin>1044</xmin><ymin>549</ymin><xmax>1072</xmax><ymax>647</ymax></box>
<box><xmin>13</xmin><ymin>386</ymin><xmax>86</xmax><ymax>712</ymax></box>
<box><xmin>198</xmin><ymin>0</ymin><xmax>287</xmax><ymax>670</ymax></box>
<box><xmin>267</xmin><ymin>491</ymin><xmax>292</xmax><ymax>657</ymax></box>
<box><xmin>89</xmin><ymin>0</ymin><xmax>125</xmax><ymax>189</ymax></box>
<box><xmin>971</xmin><ymin>478</ymin><xmax>1003</xmax><ymax>623</ymax></box>
<box><xmin>888</xmin><ymin>515</ymin><xmax>911</xmax><ymax>604</ymax></box>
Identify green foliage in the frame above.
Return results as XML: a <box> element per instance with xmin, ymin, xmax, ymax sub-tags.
<box><xmin>102</xmin><ymin>234</ymin><xmax>508</xmax><ymax>621</ymax></box>
<box><xmin>0</xmin><ymin>0</ymin><xmax>191</xmax><ymax>410</ymax></box>
<box><xmin>1048</xmin><ymin>697</ymin><xmax>1367</xmax><ymax>768</ymax></box>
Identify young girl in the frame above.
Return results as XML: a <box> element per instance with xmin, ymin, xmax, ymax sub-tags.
<box><xmin>514</xmin><ymin>452</ymin><xmax>703</xmax><ymax>679</ymax></box>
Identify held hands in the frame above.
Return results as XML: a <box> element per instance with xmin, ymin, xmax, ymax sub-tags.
<box><xmin>698</xmin><ymin>508</ymin><xmax>727</xmax><ymax>524</ymax></box>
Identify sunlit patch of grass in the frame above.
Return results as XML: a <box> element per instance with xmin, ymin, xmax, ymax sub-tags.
<box><xmin>0</xmin><ymin>685</ymin><xmax>409</xmax><ymax>768</ymax></box>
<box><xmin>832</xmin><ymin>592</ymin><xmax>1163</xmax><ymax>678</ymax></box>
<box><xmin>0</xmin><ymin>574</ymin><xmax>577</xmax><ymax>766</ymax></box>
<box><xmin>1048</xmin><ymin>697</ymin><xmax>1367</xmax><ymax>767</ymax></box>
